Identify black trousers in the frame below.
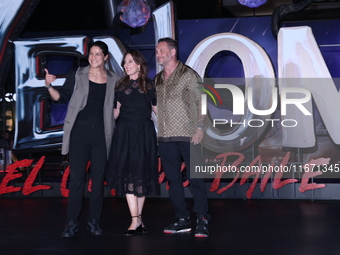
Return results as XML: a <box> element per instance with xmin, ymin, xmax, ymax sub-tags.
<box><xmin>158</xmin><ymin>141</ymin><xmax>210</xmax><ymax>220</ymax></box>
<box><xmin>67</xmin><ymin>120</ymin><xmax>107</xmax><ymax>223</ymax></box>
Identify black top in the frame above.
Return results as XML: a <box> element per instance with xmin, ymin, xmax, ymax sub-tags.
<box><xmin>76</xmin><ymin>80</ymin><xmax>107</xmax><ymax>122</ymax></box>
<box><xmin>115</xmin><ymin>79</ymin><xmax>156</xmax><ymax>121</ymax></box>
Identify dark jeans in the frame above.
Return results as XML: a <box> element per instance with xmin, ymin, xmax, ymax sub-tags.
<box><xmin>67</xmin><ymin>120</ymin><xmax>107</xmax><ymax>223</ymax></box>
<box><xmin>158</xmin><ymin>141</ymin><xmax>210</xmax><ymax>220</ymax></box>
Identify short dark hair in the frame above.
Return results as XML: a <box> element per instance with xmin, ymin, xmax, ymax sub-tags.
<box><xmin>89</xmin><ymin>40</ymin><xmax>109</xmax><ymax>56</ymax></box>
<box><xmin>158</xmin><ymin>37</ymin><xmax>178</xmax><ymax>56</ymax></box>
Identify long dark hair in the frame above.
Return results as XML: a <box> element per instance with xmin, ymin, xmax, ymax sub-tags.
<box><xmin>117</xmin><ymin>50</ymin><xmax>148</xmax><ymax>93</ymax></box>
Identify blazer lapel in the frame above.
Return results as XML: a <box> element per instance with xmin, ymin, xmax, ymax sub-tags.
<box><xmin>79</xmin><ymin>65</ymin><xmax>90</xmax><ymax>95</ymax></box>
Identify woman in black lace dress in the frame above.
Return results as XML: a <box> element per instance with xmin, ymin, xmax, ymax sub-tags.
<box><xmin>106</xmin><ymin>50</ymin><xmax>159</xmax><ymax>235</ymax></box>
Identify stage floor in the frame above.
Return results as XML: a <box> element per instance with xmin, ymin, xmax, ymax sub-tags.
<box><xmin>1</xmin><ymin>197</ymin><xmax>340</xmax><ymax>255</ymax></box>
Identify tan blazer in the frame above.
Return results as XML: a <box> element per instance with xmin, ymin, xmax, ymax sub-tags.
<box><xmin>61</xmin><ymin>65</ymin><xmax>120</xmax><ymax>158</ymax></box>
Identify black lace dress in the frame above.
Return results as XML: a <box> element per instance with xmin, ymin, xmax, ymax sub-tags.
<box><xmin>106</xmin><ymin>79</ymin><xmax>159</xmax><ymax>197</ymax></box>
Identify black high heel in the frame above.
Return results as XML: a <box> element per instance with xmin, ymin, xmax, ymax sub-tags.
<box><xmin>124</xmin><ymin>216</ymin><xmax>142</xmax><ymax>236</ymax></box>
<box><xmin>139</xmin><ymin>214</ymin><xmax>148</xmax><ymax>234</ymax></box>
<box><xmin>136</xmin><ymin>225</ymin><xmax>144</xmax><ymax>233</ymax></box>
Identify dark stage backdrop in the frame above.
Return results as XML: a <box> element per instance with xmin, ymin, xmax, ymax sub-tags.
<box><xmin>1</xmin><ymin>3</ymin><xmax>340</xmax><ymax>199</ymax></box>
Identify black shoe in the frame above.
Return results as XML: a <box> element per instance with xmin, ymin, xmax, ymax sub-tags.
<box><xmin>87</xmin><ymin>219</ymin><xmax>103</xmax><ymax>236</ymax></box>
<box><xmin>195</xmin><ymin>216</ymin><xmax>209</xmax><ymax>238</ymax></box>
<box><xmin>124</xmin><ymin>216</ymin><xmax>143</xmax><ymax>236</ymax></box>
<box><xmin>124</xmin><ymin>226</ymin><xmax>143</xmax><ymax>236</ymax></box>
<box><xmin>141</xmin><ymin>226</ymin><xmax>148</xmax><ymax>234</ymax></box>
<box><xmin>139</xmin><ymin>214</ymin><xmax>148</xmax><ymax>234</ymax></box>
<box><xmin>163</xmin><ymin>217</ymin><xmax>191</xmax><ymax>234</ymax></box>
<box><xmin>62</xmin><ymin>220</ymin><xmax>78</xmax><ymax>238</ymax></box>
